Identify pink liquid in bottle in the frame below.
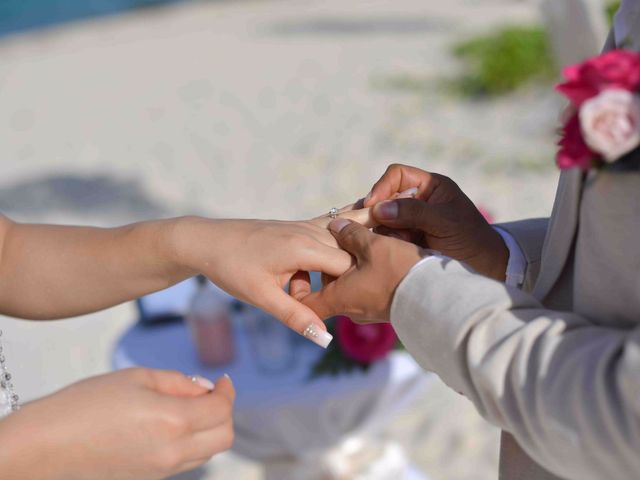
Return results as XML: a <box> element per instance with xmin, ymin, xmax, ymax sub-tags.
<box><xmin>186</xmin><ymin>278</ymin><xmax>235</xmax><ymax>367</ymax></box>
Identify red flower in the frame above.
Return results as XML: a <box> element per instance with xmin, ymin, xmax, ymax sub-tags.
<box><xmin>556</xmin><ymin>50</ymin><xmax>640</xmax><ymax>107</ymax></box>
<box><xmin>556</xmin><ymin>113</ymin><xmax>596</xmax><ymax>170</ymax></box>
<box><xmin>335</xmin><ymin>316</ymin><xmax>397</xmax><ymax>364</ymax></box>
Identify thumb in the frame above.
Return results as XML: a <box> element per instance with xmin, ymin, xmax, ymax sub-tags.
<box><xmin>213</xmin><ymin>374</ymin><xmax>236</xmax><ymax>404</ymax></box>
<box><xmin>328</xmin><ymin>218</ymin><xmax>375</xmax><ymax>262</ymax></box>
<box><xmin>372</xmin><ymin>198</ymin><xmax>435</xmax><ymax>231</ymax></box>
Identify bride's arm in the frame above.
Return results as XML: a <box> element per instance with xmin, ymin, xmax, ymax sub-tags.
<box><xmin>0</xmin><ymin>210</ymin><xmax>370</xmax><ymax>343</ymax></box>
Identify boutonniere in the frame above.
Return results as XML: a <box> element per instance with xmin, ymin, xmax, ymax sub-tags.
<box><xmin>556</xmin><ymin>49</ymin><xmax>640</xmax><ymax>171</ymax></box>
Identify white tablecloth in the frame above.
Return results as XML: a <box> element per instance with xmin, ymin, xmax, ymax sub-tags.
<box><xmin>113</xmin><ymin>316</ymin><xmax>433</xmax><ymax>480</ymax></box>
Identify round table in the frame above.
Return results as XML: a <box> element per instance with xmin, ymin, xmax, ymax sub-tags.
<box><xmin>113</xmin><ymin>318</ymin><xmax>433</xmax><ymax>480</ymax></box>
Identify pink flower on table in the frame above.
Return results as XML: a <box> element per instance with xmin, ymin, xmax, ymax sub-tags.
<box><xmin>556</xmin><ymin>50</ymin><xmax>640</xmax><ymax>107</ymax></box>
<box><xmin>335</xmin><ymin>316</ymin><xmax>397</xmax><ymax>364</ymax></box>
<box><xmin>578</xmin><ymin>89</ymin><xmax>640</xmax><ymax>162</ymax></box>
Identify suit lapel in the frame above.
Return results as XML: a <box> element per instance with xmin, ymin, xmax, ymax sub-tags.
<box><xmin>532</xmin><ymin>28</ymin><xmax>618</xmax><ymax>301</ymax></box>
<box><xmin>532</xmin><ymin>168</ymin><xmax>583</xmax><ymax>300</ymax></box>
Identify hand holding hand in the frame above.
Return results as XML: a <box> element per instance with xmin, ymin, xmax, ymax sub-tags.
<box><xmin>364</xmin><ymin>164</ymin><xmax>508</xmax><ymax>281</ymax></box>
<box><xmin>297</xmin><ymin>219</ymin><xmax>426</xmax><ymax>324</ymax></box>
<box><xmin>0</xmin><ymin>369</ymin><xmax>235</xmax><ymax>480</ymax></box>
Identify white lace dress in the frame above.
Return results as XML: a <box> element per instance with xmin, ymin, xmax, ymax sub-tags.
<box><xmin>0</xmin><ymin>330</ymin><xmax>19</xmax><ymax>418</ymax></box>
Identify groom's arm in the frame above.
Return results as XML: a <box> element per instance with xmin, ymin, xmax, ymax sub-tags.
<box><xmin>392</xmin><ymin>257</ymin><xmax>640</xmax><ymax>480</ymax></box>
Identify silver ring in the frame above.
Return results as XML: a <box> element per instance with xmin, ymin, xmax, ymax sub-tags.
<box><xmin>329</xmin><ymin>207</ymin><xmax>338</xmax><ymax>219</ymax></box>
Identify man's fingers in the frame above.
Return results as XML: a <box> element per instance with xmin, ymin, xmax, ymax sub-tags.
<box><xmin>372</xmin><ymin>198</ymin><xmax>437</xmax><ymax>232</ymax></box>
<box><xmin>261</xmin><ymin>287</ymin><xmax>333</xmax><ymax>347</ymax></box>
<box><xmin>365</xmin><ymin>164</ymin><xmax>435</xmax><ymax>207</ymax></box>
<box><xmin>328</xmin><ymin>219</ymin><xmax>375</xmax><ymax>263</ymax></box>
<box><xmin>300</xmin><ymin>281</ymin><xmax>342</xmax><ymax>321</ymax></box>
<box><xmin>373</xmin><ymin>225</ymin><xmax>415</xmax><ymax>242</ymax></box>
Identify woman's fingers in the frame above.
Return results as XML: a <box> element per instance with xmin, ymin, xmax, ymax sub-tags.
<box><xmin>298</xmin><ymin>243</ymin><xmax>354</xmax><ymax>278</ymax></box>
<box><xmin>260</xmin><ymin>286</ymin><xmax>333</xmax><ymax>348</ymax></box>
<box><xmin>179</xmin><ymin>420</ymin><xmax>235</xmax><ymax>465</ymax></box>
<box><xmin>179</xmin><ymin>377</ymin><xmax>235</xmax><ymax>433</ymax></box>
<box><xmin>146</xmin><ymin>369</ymin><xmax>212</xmax><ymax>397</ymax></box>
<box><xmin>289</xmin><ymin>271</ymin><xmax>312</xmax><ymax>301</ymax></box>
<box><xmin>310</xmin><ymin>206</ymin><xmax>377</xmax><ymax>229</ymax></box>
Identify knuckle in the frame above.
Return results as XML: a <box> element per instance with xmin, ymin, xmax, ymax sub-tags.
<box><xmin>155</xmin><ymin>448</ymin><xmax>184</xmax><ymax>474</ymax></box>
<box><xmin>340</xmin><ymin>222</ymin><xmax>362</xmax><ymax>239</ymax></box>
<box><xmin>159</xmin><ymin>408</ymin><xmax>189</xmax><ymax>436</ymax></box>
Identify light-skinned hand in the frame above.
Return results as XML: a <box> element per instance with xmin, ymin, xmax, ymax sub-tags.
<box><xmin>0</xmin><ymin>368</ymin><xmax>235</xmax><ymax>480</ymax></box>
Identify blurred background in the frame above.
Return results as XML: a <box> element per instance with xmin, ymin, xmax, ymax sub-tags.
<box><xmin>0</xmin><ymin>0</ymin><xmax>619</xmax><ymax>479</ymax></box>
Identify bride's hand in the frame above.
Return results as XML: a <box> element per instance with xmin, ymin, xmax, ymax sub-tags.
<box><xmin>0</xmin><ymin>368</ymin><xmax>234</xmax><ymax>480</ymax></box>
<box><xmin>171</xmin><ymin>215</ymin><xmax>372</xmax><ymax>347</ymax></box>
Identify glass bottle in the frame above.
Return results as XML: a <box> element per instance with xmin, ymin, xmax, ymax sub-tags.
<box><xmin>186</xmin><ymin>276</ymin><xmax>235</xmax><ymax>367</ymax></box>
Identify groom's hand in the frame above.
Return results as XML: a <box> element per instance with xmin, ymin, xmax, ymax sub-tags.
<box><xmin>363</xmin><ymin>164</ymin><xmax>508</xmax><ymax>282</ymax></box>
<box><xmin>297</xmin><ymin>219</ymin><xmax>426</xmax><ymax>323</ymax></box>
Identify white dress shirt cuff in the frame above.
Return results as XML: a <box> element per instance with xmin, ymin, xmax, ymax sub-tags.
<box><xmin>494</xmin><ymin>226</ymin><xmax>526</xmax><ymax>288</ymax></box>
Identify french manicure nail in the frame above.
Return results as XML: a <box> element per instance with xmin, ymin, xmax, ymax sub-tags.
<box><xmin>302</xmin><ymin>323</ymin><xmax>333</xmax><ymax>348</ymax></box>
<box><xmin>223</xmin><ymin>373</ymin><xmax>232</xmax><ymax>381</ymax></box>
<box><xmin>193</xmin><ymin>375</ymin><xmax>215</xmax><ymax>391</ymax></box>
<box><xmin>397</xmin><ymin>187</ymin><xmax>418</xmax><ymax>198</ymax></box>
<box><xmin>329</xmin><ymin>218</ymin><xmax>351</xmax><ymax>233</ymax></box>
<box><xmin>375</xmin><ymin>201</ymin><xmax>399</xmax><ymax>220</ymax></box>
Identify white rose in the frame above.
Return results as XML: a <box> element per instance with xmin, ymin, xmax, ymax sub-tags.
<box><xmin>579</xmin><ymin>88</ymin><xmax>640</xmax><ymax>163</ymax></box>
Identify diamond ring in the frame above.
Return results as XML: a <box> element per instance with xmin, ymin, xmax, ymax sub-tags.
<box><xmin>329</xmin><ymin>207</ymin><xmax>338</xmax><ymax>219</ymax></box>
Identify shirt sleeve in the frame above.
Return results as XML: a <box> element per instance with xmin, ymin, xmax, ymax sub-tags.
<box><xmin>494</xmin><ymin>226</ymin><xmax>526</xmax><ymax>288</ymax></box>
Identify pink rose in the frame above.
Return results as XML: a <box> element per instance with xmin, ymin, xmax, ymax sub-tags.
<box><xmin>335</xmin><ymin>316</ymin><xmax>397</xmax><ymax>364</ymax></box>
<box><xmin>556</xmin><ymin>50</ymin><xmax>640</xmax><ymax>106</ymax></box>
<box><xmin>578</xmin><ymin>88</ymin><xmax>640</xmax><ymax>162</ymax></box>
<box><xmin>556</xmin><ymin>113</ymin><xmax>596</xmax><ymax>170</ymax></box>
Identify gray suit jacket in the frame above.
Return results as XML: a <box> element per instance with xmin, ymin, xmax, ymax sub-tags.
<box><xmin>390</xmin><ymin>28</ymin><xmax>640</xmax><ymax>480</ymax></box>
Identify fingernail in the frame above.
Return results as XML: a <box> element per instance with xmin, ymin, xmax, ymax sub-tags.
<box><xmin>397</xmin><ymin>187</ymin><xmax>418</xmax><ymax>199</ymax></box>
<box><xmin>223</xmin><ymin>373</ymin><xmax>232</xmax><ymax>382</ymax></box>
<box><xmin>302</xmin><ymin>323</ymin><xmax>333</xmax><ymax>348</ymax></box>
<box><xmin>364</xmin><ymin>191</ymin><xmax>372</xmax><ymax>205</ymax></box>
<box><xmin>375</xmin><ymin>201</ymin><xmax>398</xmax><ymax>220</ymax></box>
<box><xmin>329</xmin><ymin>218</ymin><xmax>351</xmax><ymax>233</ymax></box>
<box><xmin>192</xmin><ymin>375</ymin><xmax>215</xmax><ymax>391</ymax></box>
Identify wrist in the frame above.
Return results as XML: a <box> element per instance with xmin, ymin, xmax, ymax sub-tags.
<box><xmin>0</xmin><ymin>408</ymin><xmax>56</xmax><ymax>479</ymax></box>
<box><xmin>165</xmin><ymin>216</ymin><xmax>210</xmax><ymax>279</ymax></box>
<box><xmin>466</xmin><ymin>228</ymin><xmax>509</xmax><ymax>282</ymax></box>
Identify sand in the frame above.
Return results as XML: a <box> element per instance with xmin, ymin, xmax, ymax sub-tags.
<box><xmin>0</xmin><ymin>0</ymin><xmax>564</xmax><ymax>478</ymax></box>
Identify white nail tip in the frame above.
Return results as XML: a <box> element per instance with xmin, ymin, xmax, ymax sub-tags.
<box><xmin>302</xmin><ymin>323</ymin><xmax>333</xmax><ymax>349</ymax></box>
<box><xmin>192</xmin><ymin>375</ymin><xmax>215</xmax><ymax>391</ymax></box>
<box><xmin>398</xmin><ymin>187</ymin><xmax>418</xmax><ymax>198</ymax></box>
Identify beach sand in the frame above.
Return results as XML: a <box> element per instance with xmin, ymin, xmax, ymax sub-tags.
<box><xmin>0</xmin><ymin>0</ymin><xmax>562</xmax><ymax>478</ymax></box>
